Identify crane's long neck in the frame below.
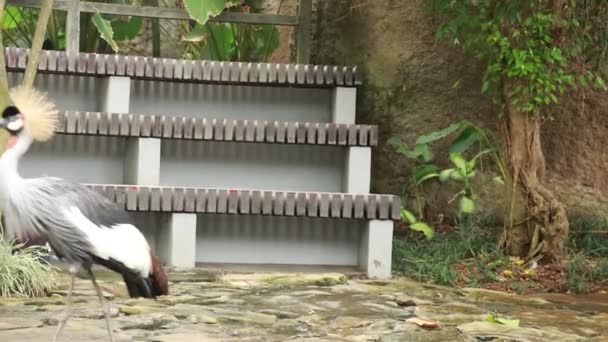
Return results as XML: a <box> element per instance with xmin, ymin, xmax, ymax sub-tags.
<box><xmin>0</xmin><ymin>133</ymin><xmax>32</xmax><ymax>200</ymax></box>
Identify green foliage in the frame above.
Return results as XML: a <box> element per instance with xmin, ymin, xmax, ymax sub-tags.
<box><xmin>2</xmin><ymin>0</ymin><xmax>280</xmax><ymax>62</ymax></box>
<box><xmin>389</xmin><ymin>120</ymin><xmax>504</xmax><ymax>236</ymax></box>
<box><xmin>567</xmin><ymin>217</ymin><xmax>608</xmax><ymax>257</ymax></box>
<box><xmin>439</xmin><ymin>149</ymin><xmax>497</xmax><ymax>216</ymax></box>
<box><xmin>400</xmin><ymin>208</ymin><xmax>433</xmax><ymax>240</ymax></box>
<box><xmin>428</xmin><ymin>1</ymin><xmax>608</xmax><ymax>114</ymax></box>
<box><xmin>111</xmin><ymin>16</ymin><xmax>143</xmax><ymax>41</ymax></box>
<box><xmin>181</xmin><ymin>0</ymin><xmax>279</xmax><ymax>62</ymax></box>
<box><xmin>184</xmin><ymin>0</ymin><xmax>243</xmax><ymax>25</ymax></box>
<box><xmin>183</xmin><ymin>22</ymin><xmax>279</xmax><ymax>61</ymax></box>
<box><xmin>392</xmin><ymin>220</ymin><xmax>498</xmax><ymax>286</ymax></box>
<box><xmin>566</xmin><ymin>251</ymin><xmax>608</xmax><ymax>294</ymax></box>
<box><xmin>0</xmin><ymin>234</ymin><xmax>56</xmax><ymax>297</ymax></box>
<box><xmin>565</xmin><ymin>218</ymin><xmax>608</xmax><ymax>293</ymax></box>
<box><xmin>92</xmin><ymin>12</ymin><xmax>118</xmax><ymax>52</ymax></box>
<box><xmin>2</xmin><ymin>6</ymin><xmax>22</xmax><ymax>30</ymax></box>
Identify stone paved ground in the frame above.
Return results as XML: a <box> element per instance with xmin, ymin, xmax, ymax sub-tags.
<box><xmin>1</xmin><ymin>268</ymin><xmax>607</xmax><ymax>341</ymax></box>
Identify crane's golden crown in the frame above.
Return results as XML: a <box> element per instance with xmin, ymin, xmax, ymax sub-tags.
<box><xmin>9</xmin><ymin>86</ymin><xmax>58</xmax><ymax>141</ymax></box>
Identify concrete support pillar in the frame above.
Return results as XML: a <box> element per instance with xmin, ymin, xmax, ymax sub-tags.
<box><xmin>99</xmin><ymin>76</ymin><xmax>195</xmax><ymax>268</ymax></box>
<box><xmin>124</xmin><ymin>138</ymin><xmax>161</xmax><ymax>185</ymax></box>
<box><xmin>344</xmin><ymin>147</ymin><xmax>371</xmax><ymax>193</ymax></box>
<box><xmin>332</xmin><ymin>87</ymin><xmax>357</xmax><ymax>124</ymax></box>
<box><xmin>359</xmin><ymin>220</ymin><xmax>394</xmax><ymax>279</ymax></box>
<box><xmin>100</xmin><ymin>76</ymin><xmax>130</xmax><ymax>113</ymax></box>
<box><xmin>159</xmin><ymin>213</ymin><xmax>197</xmax><ymax>268</ymax></box>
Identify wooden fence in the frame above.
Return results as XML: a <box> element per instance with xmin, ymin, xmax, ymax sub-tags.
<box><xmin>5</xmin><ymin>0</ymin><xmax>313</xmax><ymax>63</ymax></box>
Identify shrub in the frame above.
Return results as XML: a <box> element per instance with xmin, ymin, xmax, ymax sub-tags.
<box><xmin>0</xmin><ymin>233</ymin><xmax>56</xmax><ymax>297</ymax></box>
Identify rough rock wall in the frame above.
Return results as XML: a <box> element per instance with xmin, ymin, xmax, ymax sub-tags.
<box><xmin>310</xmin><ymin>0</ymin><xmax>608</xmax><ymax>219</ymax></box>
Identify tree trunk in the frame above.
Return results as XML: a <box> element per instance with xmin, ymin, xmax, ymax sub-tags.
<box><xmin>498</xmin><ymin>79</ymin><xmax>569</xmax><ymax>262</ymax></box>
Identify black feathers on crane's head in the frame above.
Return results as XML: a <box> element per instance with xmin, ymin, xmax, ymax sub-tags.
<box><xmin>0</xmin><ymin>86</ymin><xmax>58</xmax><ymax>141</ymax></box>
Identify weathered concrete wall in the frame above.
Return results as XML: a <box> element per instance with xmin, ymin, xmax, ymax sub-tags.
<box><xmin>310</xmin><ymin>0</ymin><xmax>608</xmax><ymax>219</ymax></box>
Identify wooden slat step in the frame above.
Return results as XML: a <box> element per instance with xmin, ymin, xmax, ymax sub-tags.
<box><xmin>5</xmin><ymin>47</ymin><xmax>361</xmax><ymax>87</ymax></box>
<box><xmin>56</xmin><ymin>111</ymin><xmax>379</xmax><ymax>147</ymax></box>
<box><xmin>87</xmin><ymin>184</ymin><xmax>400</xmax><ymax>220</ymax></box>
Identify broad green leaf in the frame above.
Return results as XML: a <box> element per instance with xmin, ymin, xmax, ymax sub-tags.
<box><xmin>400</xmin><ymin>208</ymin><xmax>417</xmax><ymax>224</ymax></box>
<box><xmin>450</xmin><ymin>170</ymin><xmax>465</xmax><ymax>181</ymax></box>
<box><xmin>412</xmin><ymin>164</ymin><xmax>439</xmax><ymax>185</ymax></box>
<box><xmin>449</xmin><ymin>152</ymin><xmax>467</xmax><ymax>173</ymax></box>
<box><xmin>439</xmin><ymin>168</ymin><xmax>455</xmax><ymax>182</ymax></box>
<box><xmin>410</xmin><ymin>222</ymin><xmax>434</xmax><ymax>240</ymax></box>
<box><xmin>459</xmin><ymin>196</ymin><xmax>475</xmax><ymax>214</ymax></box>
<box><xmin>449</xmin><ymin>126</ymin><xmax>482</xmax><ymax>154</ymax></box>
<box><xmin>92</xmin><ymin>13</ymin><xmax>119</xmax><ymax>52</ymax></box>
<box><xmin>183</xmin><ymin>23</ymin><xmax>210</xmax><ymax>42</ymax></box>
<box><xmin>194</xmin><ymin>23</ymin><xmax>236</xmax><ymax>61</ymax></box>
<box><xmin>112</xmin><ymin>16</ymin><xmax>143</xmax><ymax>41</ymax></box>
<box><xmin>415</xmin><ymin>122</ymin><xmax>463</xmax><ymax>145</ymax></box>
<box><xmin>388</xmin><ymin>137</ymin><xmax>418</xmax><ymax>160</ymax></box>
<box><xmin>2</xmin><ymin>6</ymin><xmax>22</xmax><ymax>30</ymax></box>
<box><xmin>413</xmin><ymin>144</ymin><xmax>434</xmax><ymax>162</ymax></box>
<box><xmin>185</xmin><ymin>0</ymin><xmax>243</xmax><ymax>25</ymax></box>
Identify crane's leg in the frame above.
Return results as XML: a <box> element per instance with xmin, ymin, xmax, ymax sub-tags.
<box><xmin>87</xmin><ymin>269</ymin><xmax>114</xmax><ymax>342</ymax></box>
<box><xmin>52</xmin><ymin>272</ymin><xmax>75</xmax><ymax>342</ymax></box>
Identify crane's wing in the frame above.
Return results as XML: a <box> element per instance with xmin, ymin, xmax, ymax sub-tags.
<box><xmin>6</xmin><ymin>177</ymin><xmax>150</xmax><ymax>275</ymax></box>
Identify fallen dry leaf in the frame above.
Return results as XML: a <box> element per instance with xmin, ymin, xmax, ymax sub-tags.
<box><xmin>406</xmin><ymin>317</ymin><xmax>440</xmax><ymax>329</ymax></box>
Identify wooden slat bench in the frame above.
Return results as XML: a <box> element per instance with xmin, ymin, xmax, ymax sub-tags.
<box><xmin>5</xmin><ymin>47</ymin><xmax>360</xmax><ymax>87</ymax></box>
<box><xmin>8</xmin><ymin>47</ymin><xmax>395</xmax><ymax>278</ymax></box>
<box><xmin>87</xmin><ymin>184</ymin><xmax>400</xmax><ymax>220</ymax></box>
<box><xmin>56</xmin><ymin>111</ymin><xmax>379</xmax><ymax>146</ymax></box>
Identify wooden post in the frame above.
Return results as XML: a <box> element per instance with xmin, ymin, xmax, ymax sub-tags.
<box><xmin>151</xmin><ymin>0</ymin><xmax>160</xmax><ymax>57</ymax></box>
<box><xmin>296</xmin><ymin>0</ymin><xmax>312</xmax><ymax>64</ymax></box>
<box><xmin>66</xmin><ymin>0</ymin><xmax>80</xmax><ymax>61</ymax></box>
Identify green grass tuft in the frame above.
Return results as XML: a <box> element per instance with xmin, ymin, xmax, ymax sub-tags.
<box><xmin>392</xmin><ymin>220</ymin><xmax>498</xmax><ymax>286</ymax></box>
<box><xmin>0</xmin><ymin>233</ymin><xmax>57</xmax><ymax>297</ymax></box>
<box><xmin>568</xmin><ymin>217</ymin><xmax>608</xmax><ymax>257</ymax></box>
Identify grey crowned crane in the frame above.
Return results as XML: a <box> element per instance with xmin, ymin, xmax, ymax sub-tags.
<box><xmin>0</xmin><ymin>86</ymin><xmax>168</xmax><ymax>342</ymax></box>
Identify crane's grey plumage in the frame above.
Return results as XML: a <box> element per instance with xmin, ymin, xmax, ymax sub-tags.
<box><xmin>5</xmin><ymin>176</ymin><xmax>131</xmax><ymax>263</ymax></box>
<box><xmin>0</xmin><ymin>87</ymin><xmax>168</xmax><ymax>342</ymax></box>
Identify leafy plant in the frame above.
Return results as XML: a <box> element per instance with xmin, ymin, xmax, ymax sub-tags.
<box><xmin>388</xmin><ymin>122</ymin><xmax>464</xmax><ymax>219</ymax></box>
<box><xmin>2</xmin><ymin>0</ymin><xmax>280</xmax><ymax>62</ymax></box>
<box><xmin>92</xmin><ymin>12</ymin><xmax>119</xmax><ymax>52</ymax></box>
<box><xmin>182</xmin><ymin>2</ymin><xmax>280</xmax><ymax>62</ymax></box>
<box><xmin>400</xmin><ymin>207</ymin><xmax>433</xmax><ymax>240</ymax></box>
<box><xmin>439</xmin><ymin>150</ymin><xmax>496</xmax><ymax>215</ymax></box>
<box><xmin>0</xmin><ymin>233</ymin><xmax>57</xmax><ymax>297</ymax></box>
<box><xmin>184</xmin><ymin>0</ymin><xmax>243</xmax><ymax>25</ymax></box>
<box><xmin>389</xmin><ymin>120</ymin><xmax>504</xmax><ymax>236</ymax></box>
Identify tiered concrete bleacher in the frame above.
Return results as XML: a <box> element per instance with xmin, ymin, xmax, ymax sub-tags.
<box><xmin>7</xmin><ymin>47</ymin><xmax>399</xmax><ymax>278</ymax></box>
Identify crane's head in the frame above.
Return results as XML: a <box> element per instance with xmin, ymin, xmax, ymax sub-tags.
<box><xmin>0</xmin><ymin>86</ymin><xmax>58</xmax><ymax>142</ymax></box>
